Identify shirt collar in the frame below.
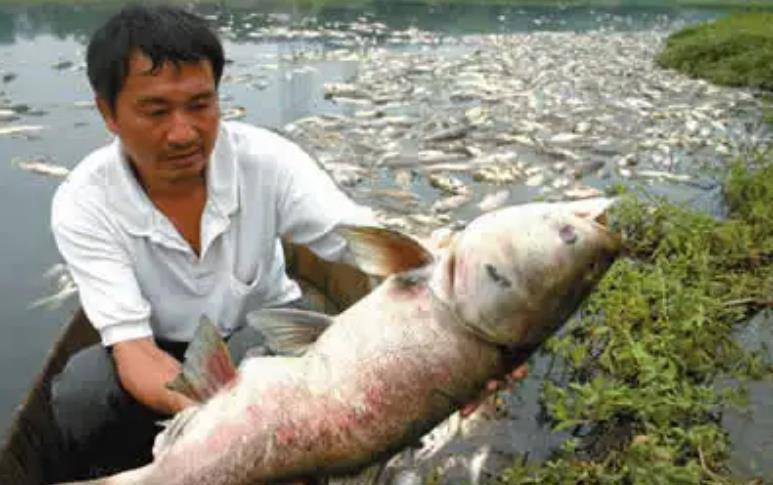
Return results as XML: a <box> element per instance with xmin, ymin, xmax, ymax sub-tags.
<box><xmin>106</xmin><ymin>122</ymin><xmax>239</xmax><ymax>238</ymax></box>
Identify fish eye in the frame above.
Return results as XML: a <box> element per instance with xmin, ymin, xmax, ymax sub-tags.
<box><xmin>559</xmin><ymin>224</ymin><xmax>577</xmax><ymax>245</ymax></box>
<box><xmin>485</xmin><ymin>264</ymin><xmax>512</xmax><ymax>288</ymax></box>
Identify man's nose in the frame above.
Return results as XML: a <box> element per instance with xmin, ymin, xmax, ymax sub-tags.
<box><xmin>166</xmin><ymin>111</ymin><xmax>197</xmax><ymax>147</ymax></box>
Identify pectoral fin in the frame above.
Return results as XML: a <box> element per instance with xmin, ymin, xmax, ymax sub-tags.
<box><xmin>247</xmin><ymin>308</ymin><xmax>335</xmax><ymax>356</ymax></box>
<box><xmin>336</xmin><ymin>225</ymin><xmax>434</xmax><ymax>277</ymax></box>
<box><xmin>166</xmin><ymin>317</ymin><xmax>237</xmax><ymax>402</ymax></box>
<box><xmin>153</xmin><ymin>406</ymin><xmax>200</xmax><ymax>458</ymax></box>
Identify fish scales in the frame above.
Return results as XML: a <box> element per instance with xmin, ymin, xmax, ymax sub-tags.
<box><xmin>127</xmin><ymin>281</ymin><xmax>501</xmax><ymax>484</ymax></box>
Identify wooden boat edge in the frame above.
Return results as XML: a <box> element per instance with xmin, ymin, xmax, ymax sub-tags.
<box><xmin>0</xmin><ymin>242</ymin><xmax>372</xmax><ymax>484</ymax></box>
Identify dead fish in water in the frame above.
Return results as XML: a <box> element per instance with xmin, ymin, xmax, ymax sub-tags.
<box><xmin>428</xmin><ymin>174</ymin><xmax>469</xmax><ymax>196</ymax></box>
<box><xmin>477</xmin><ymin>190</ymin><xmax>510</xmax><ymax>212</ymax></box>
<box><xmin>11</xmin><ymin>157</ymin><xmax>69</xmax><ymax>178</ymax></box>
<box><xmin>432</xmin><ymin>193</ymin><xmax>472</xmax><ymax>214</ymax></box>
<box><xmin>0</xmin><ymin>125</ymin><xmax>45</xmax><ymax>137</ymax></box>
<box><xmin>62</xmin><ymin>198</ymin><xmax>620</xmax><ymax>485</ymax></box>
<box><xmin>221</xmin><ymin>106</ymin><xmax>247</xmax><ymax>121</ymax></box>
<box><xmin>29</xmin><ymin>263</ymin><xmax>77</xmax><ymax>309</ymax></box>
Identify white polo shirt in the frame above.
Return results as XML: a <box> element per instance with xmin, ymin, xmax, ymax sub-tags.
<box><xmin>51</xmin><ymin>121</ymin><xmax>374</xmax><ymax>346</ymax></box>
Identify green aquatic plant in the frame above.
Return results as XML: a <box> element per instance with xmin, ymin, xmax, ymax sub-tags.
<box><xmin>656</xmin><ymin>12</ymin><xmax>773</xmax><ymax>91</ymax></box>
<box><xmin>759</xmin><ymin>94</ymin><xmax>773</xmax><ymax>128</ymax></box>
<box><xmin>498</xmin><ymin>157</ymin><xmax>773</xmax><ymax>483</ymax></box>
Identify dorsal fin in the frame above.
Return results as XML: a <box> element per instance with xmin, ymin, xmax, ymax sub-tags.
<box><xmin>247</xmin><ymin>308</ymin><xmax>334</xmax><ymax>356</ymax></box>
<box><xmin>166</xmin><ymin>317</ymin><xmax>237</xmax><ymax>402</ymax></box>
<box><xmin>336</xmin><ymin>225</ymin><xmax>434</xmax><ymax>277</ymax></box>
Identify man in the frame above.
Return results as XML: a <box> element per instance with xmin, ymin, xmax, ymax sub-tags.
<box><xmin>49</xmin><ymin>5</ymin><xmax>525</xmax><ymax>481</ymax></box>
<box><xmin>48</xmin><ymin>5</ymin><xmax>374</xmax><ymax>479</ymax></box>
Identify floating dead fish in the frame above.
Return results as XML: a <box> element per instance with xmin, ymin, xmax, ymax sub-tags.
<box><xmin>563</xmin><ymin>186</ymin><xmax>603</xmax><ymax>200</ymax></box>
<box><xmin>409</xmin><ymin>212</ymin><xmax>450</xmax><ymax>227</ymax></box>
<box><xmin>432</xmin><ymin>193</ymin><xmax>472</xmax><ymax>213</ymax></box>
<box><xmin>393</xmin><ymin>169</ymin><xmax>414</xmax><ymax>190</ymax></box>
<box><xmin>574</xmin><ymin>121</ymin><xmax>591</xmax><ymax>134</ymax></box>
<box><xmin>472</xmin><ymin>165</ymin><xmax>520</xmax><ymax>185</ymax></box>
<box><xmin>635</xmin><ymin>170</ymin><xmax>717</xmax><ymax>190</ymax></box>
<box><xmin>222</xmin><ymin>106</ymin><xmax>247</xmax><ymax>121</ymax></box>
<box><xmin>465</xmin><ymin>106</ymin><xmax>489</xmax><ymax>126</ymax></box>
<box><xmin>525</xmin><ymin>170</ymin><xmax>546</xmax><ymax>187</ymax></box>
<box><xmin>73</xmin><ymin>100</ymin><xmax>95</xmax><ymax>109</ymax></box>
<box><xmin>548</xmin><ymin>133</ymin><xmax>582</xmax><ymax>144</ymax></box>
<box><xmin>324</xmin><ymin>82</ymin><xmax>370</xmax><ymax>100</ymax></box>
<box><xmin>423</xmin><ymin>162</ymin><xmax>477</xmax><ymax>174</ymax></box>
<box><xmin>52</xmin><ymin>60</ymin><xmax>75</xmax><ymax>70</ymax></box>
<box><xmin>477</xmin><ymin>190</ymin><xmax>510</xmax><ymax>212</ymax></box>
<box><xmin>635</xmin><ymin>170</ymin><xmax>693</xmax><ymax>184</ymax></box>
<box><xmin>64</xmin><ymin>199</ymin><xmax>620</xmax><ymax>485</ymax></box>
<box><xmin>0</xmin><ymin>109</ymin><xmax>18</xmax><ymax>122</ymax></box>
<box><xmin>418</xmin><ymin>150</ymin><xmax>465</xmax><ymax>165</ymax></box>
<box><xmin>428</xmin><ymin>174</ymin><xmax>469</xmax><ymax>195</ymax></box>
<box><xmin>425</xmin><ymin>125</ymin><xmax>469</xmax><ymax>142</ymax></box>
<box><xmin>11</xmin><ymin>157</ymin><xmax>70</xmax><ymax>178</ymax></box>
<box><xmin>0</xmin><ymin>125</ymin><xmax>45</xmax><ymax>137</ymax></box>
<box><xmin>30</xmin><ymin>263</ymin><xmax>77</xmax><ymax>309</ymax></box>
<box><xmin>325</xmin><ymin>162</ymin><xmax>367</xmax><ymax>187</ymax></box>
<box><xmin>369</xmin><ymin>188</ymin><xmax>421</xmax><ymax>205</ymax></box>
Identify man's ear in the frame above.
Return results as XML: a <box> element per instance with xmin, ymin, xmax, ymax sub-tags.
<box><xmin>96</xmin><ymin>97</ymin><xmax>119</xmax><ymax>135</ymax></box>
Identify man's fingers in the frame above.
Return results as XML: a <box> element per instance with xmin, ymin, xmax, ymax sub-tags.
<box><xmin>485</xmin><ymin>379</ymin><xmax>500</xmax><ymax>392</ymax></box>
<box><xmin>509</xmin><ymin>363</ymin><xmax>529</xmax><ymax>381</ymax></box>
<box><xmin>460</xmin><ymin>400</ymin><xmax>480</xmax><ymax>418</ymax></box>
<box><xmin>460</xmin><ymin>366</ymin><xmax>529</xmax><ymax>419</ymax></box>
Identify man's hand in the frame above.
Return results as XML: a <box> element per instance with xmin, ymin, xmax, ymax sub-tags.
<box><xmin>112</xmin><ymin>338</ymin><xmax>197</xmax><ymax>415</ymax></box>
<box><xmin>460</xmin><ymin>363</ymin><xmax>528</xmax><ymax>418</ymax></box>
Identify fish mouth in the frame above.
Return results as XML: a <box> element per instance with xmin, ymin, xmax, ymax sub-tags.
<box><xmin>587</xmin><ymin>202</ymin><xmax>622</xmax><ymax>255</ymax></box>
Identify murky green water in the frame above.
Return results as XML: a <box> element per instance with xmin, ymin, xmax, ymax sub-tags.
<box><xmin>0</xmin><ymin>1</ymin><xmax>770</xmax><ymax>479</ymax></box>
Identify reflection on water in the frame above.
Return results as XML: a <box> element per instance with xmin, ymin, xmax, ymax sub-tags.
<box><xmin>0</xmin><ymin>1</ymin><xmax>770</xmax><ymax>481</ymax></box>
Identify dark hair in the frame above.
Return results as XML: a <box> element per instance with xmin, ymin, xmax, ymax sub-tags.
<box><xmin>86</xmin><ymin>4</ymin><xmax>224</xmax><ymax>112</ymax></box>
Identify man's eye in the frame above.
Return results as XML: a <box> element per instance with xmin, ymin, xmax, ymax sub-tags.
<box><xmin>147</xmin><ymin>110</ymin><xmax>168</xmax><ymax>117</ymax></box>
<box><xmin>190</xmin><ymin>101</ymin><xmax>211</xmax><ymax>111</ymax></box>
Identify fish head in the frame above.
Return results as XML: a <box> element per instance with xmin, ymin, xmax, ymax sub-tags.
<box><xmin>430</xmin><ymin>198</ymin><xmax>620</xmax><ymax>349</ymax></box>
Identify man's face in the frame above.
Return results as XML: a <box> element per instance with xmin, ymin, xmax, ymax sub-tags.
<box><xmin>98</xmin><ymin>51</ymin><xmax>220</xmax><ymax>188</ymax></box>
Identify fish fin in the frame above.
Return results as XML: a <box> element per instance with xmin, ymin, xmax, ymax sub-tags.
<box><xmin>329</xmin><ymin>460</ymin><xmax>388</xmax><ymax>485</ymax></box>
<box><xmin>153</xmin><ymin>405</ymin><xmax>200</xmax><ymax>458</ymax></box>
<box><xmin>165</xmin><ymin>317</ymin><xmax>237</xmax><ymax>402</ymax></box>
<box><xmin>246</xmin><ymin>308</ymin><xmax>334</xmax><ymax>356</ymax></box>
<box><xmin>336</xmin><ymin>225</ymin><xmax>434</xmax><ymax>277</ymax></box>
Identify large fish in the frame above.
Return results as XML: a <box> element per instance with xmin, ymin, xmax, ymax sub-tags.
<box><xmin>63</xmin><ymin>198</ymin><xmax>620</xmax><ymax>485</ymax></box>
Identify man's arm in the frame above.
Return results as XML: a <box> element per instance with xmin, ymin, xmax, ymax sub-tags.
<box><xmin>51</xmin><ymin>188</ymin><xmax>194</xmax><ymax>415</ymax></box>
<box><xmin>112</xmin><ymin>338</ymin><xmax>195</xmax><ymax>415</ymax></box>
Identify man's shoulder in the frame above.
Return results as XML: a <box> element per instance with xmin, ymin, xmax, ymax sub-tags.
<box><xmin>224</xmin><ymin>121</ymin><xmax>311</xmax><ymax>169</ymax></box>
<box><xmin>51</xmin><ymin>142</ymin><xmax>117</xmax><ymax>223</ymax></box>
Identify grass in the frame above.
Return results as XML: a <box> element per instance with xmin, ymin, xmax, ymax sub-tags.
<box><xmin>493</xmin><ymin>153</ymin><xmax>773</xmax><ymax>483</ymax></box>
<box><xmin>656</xmin><ymin>12</ymin><xmax>773</xmax><ymax>91</ymax></box>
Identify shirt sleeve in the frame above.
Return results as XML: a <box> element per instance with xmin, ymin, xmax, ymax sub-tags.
<box><xmin>51</xmin><ymin>192</ymin><xmax>153</xmax><ymax>347</ymax></box>
<box><xmin>274</xmin><ymin>139</ymin><xmax>377</xmax><ymax>263</ymax></box>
